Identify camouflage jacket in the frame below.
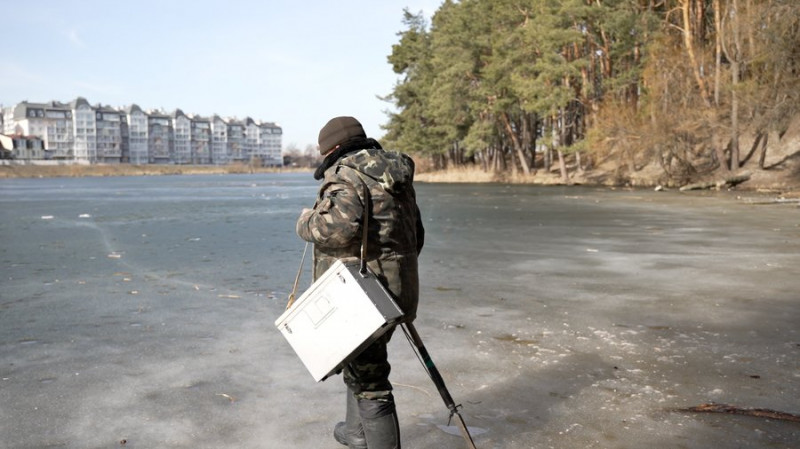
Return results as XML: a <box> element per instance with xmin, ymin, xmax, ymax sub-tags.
<box><xmin>296</xmin><ymin>147</ymin><xmax>424</xmax><ymax>321</ymax></box>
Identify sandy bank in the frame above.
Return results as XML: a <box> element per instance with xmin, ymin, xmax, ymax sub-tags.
<box><xmin>415</xmin><ymin>165</ymin><xmax>800</xmax><ymax>197</ymax></box>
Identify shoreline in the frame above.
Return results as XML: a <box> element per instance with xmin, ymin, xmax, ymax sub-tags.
<box><xmin>414</xmin><ymin>166</ymin><xmax>800</xmax><ymax>197</ymax></box>
<box><xmin>2</xmin><ymin>163</ymin><xmax>798</xmax><ymax>197</ymax></box>
<box><xmin>0</xmin><ymin>163</ymin><xmax>304</xmax><ymax>179</ymax></box>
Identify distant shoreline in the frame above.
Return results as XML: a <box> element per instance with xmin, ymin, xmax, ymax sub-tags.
<box><xmin>414</xmin><ymin>166</ymin><xmax>800</xmax><ymax>196</ymax></box>
<box><xmin>0</xmin><ymin>163</ymin><xmax>304</xmax><ymax>179</ymax></box>
<box><xmin>0</xmin><ymin>163</ymin><xmax>587</xmax><ymax>185</ymax></box>
<box><xmin>2</xmin><ymin>162</ymin><xmax>798</xmax><ymax>197</ymax></box>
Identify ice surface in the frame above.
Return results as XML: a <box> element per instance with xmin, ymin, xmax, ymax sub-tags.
<box><xmin>1</xmin><ymin>175</ymin><xmax>798</xmax><ymax>448</ymax></box>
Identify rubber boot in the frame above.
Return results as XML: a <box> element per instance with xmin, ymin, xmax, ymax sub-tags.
<box><xmin>334</xmin><ymin>390</ymin><xmax>367</xmax><ymax>449</ymax></box>
<box><xmin>359</xmin><ymin>395</ymin><xmax>401</xmax><ymax>449</ymax></box>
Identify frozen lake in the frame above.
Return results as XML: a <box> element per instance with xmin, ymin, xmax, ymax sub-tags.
<box><xmin>1</xmin><ymin>173</ymin><xmax>798</xmax><ymax>448</ymax></box>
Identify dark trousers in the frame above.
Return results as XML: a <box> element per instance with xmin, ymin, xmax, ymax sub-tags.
<box><xmin>343</xmin><ymin>327</ymin><xmax>395</xmax><ymax>400</ymax></box>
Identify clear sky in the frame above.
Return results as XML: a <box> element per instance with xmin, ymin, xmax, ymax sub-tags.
<box><xmin>1</xmin><ymin>0</ymin><xmax>440</xmax><ymax>153</ymax></box>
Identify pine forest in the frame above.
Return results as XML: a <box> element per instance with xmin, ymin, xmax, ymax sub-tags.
<box><xmin>382</xmin><ymin>0</ymin><xmax>800</xmax><ymax>188</ymax></box>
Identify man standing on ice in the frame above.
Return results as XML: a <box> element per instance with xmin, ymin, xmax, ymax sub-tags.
<box><xmin>296</xmin><ymin>116</ymin><xmax>425</xmax><ymax>449</ymax></box>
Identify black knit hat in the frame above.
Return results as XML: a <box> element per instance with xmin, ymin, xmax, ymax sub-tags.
<box><xmin>317</xmin><ymin>116</ymin><xmax>366</xmax><ymax>154</ymax></box>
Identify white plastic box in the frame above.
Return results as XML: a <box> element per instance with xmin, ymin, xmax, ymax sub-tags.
<box><xmin>275</xmin><ymin>259</ymin><xmax>404</xmax><ymax>381</ymax></box>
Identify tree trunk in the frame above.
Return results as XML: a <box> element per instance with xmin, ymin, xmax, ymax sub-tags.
<box><xmin>522</xmin><ymin>112</ymin><xmax>535</xmax><ymax>170</ymax></box>
<box><xmin>741</xmin><ymin>131</ymin><xmax>764</xmax><ymax>165</ymax></box>
<box><xmin>448</xmin><ymin>142</ymin><xmax>458</xmax><ymax>166</ymax></box>
<box><xmin>500</xmin><ymin>112</ymin><xmax>531</xmax><ymax>176</ymax></box>
<box><xmin>731</xmin><ymin>0</ymin><xmax>742</xmax><ymax>169</ymax></box>
<box><xmin>509</xmin><ymin>144</ymin><xmax>518</xmax><ymax>177</ymax></box>
<box><xmin>530</xmin><ymin>113</ymin><xmax>539</xmax><ymax>171</ymax></box>
<box><xmin>543</xmin><ymin>145</ymin><xmax>551</xmax><ymax>172</ymax></box>
<box><xmin>434</xmin><ymin>153</ymin><xmax>447</xmax><ymax>170</ymax></box>
<box><xmin>714</xmin><ymin>131</ymin><xmax>730</xmax><ymax>172</ymax></box>
<box><xmin>713</xmin><ymin>0</ymin><xmax>722</xmax><ymax>106</ymax></box>
<box><xmin>557</xmin><ymin>149</ymin><xmax>570</xmax><ymax>184</ymax></box>
<box><xmin>694</xmin><ymin>0</ymin><xmax>706</xmax><ymax>39</ymax></box>
<box><xmin>757</xmin><ymin>133</ymin><xmax>769</xmax><ymax>169</ymax></box>
<box><xmin>681</xmin><ymin>0</ymin><xmax>711</xmax><ymax>106</ymax></box>
<box><xmin>711</xmin><ymin>0</ymin><xmax>728</xmax><ymax>172</ymax></box>
<box><xmin>679</xmin><ymin>172</ymin><xmax>751</xmax><ymax>191</ymax></box>
<box><xmin>745</xmin><ymin>0</ymin><xmax>756</xmax><ymax>58</ymax></box>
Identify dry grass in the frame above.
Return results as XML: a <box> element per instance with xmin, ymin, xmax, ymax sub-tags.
<box><xmin>416</xmin><ymin>166</ymin><xmax>576</xmax><ymax>185</ymax></box>
<box><xmin>415</xmin><ymin>166</ymin><xmax>496</xmax><ymax>183</ymax></box>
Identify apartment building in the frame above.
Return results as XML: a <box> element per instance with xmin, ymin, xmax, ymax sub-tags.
<box><xmin>2</xmin><ymin>97</ymin><xmax>282</xmax><ymax>166</ymax></box>
<box><xmin>95</xmin><ymin>105</ymin><xmax>124</xmax><ymax>163</ymax></box>
<box><xmin>173</xmin><ymin>110</ymin><xmax>191</xmax><ymax>164</ymax></box>
<box><xmin>227</xmin><ymin>118</ymin><xmax>246</xmax><ymax>162</ymax></box>
<box><xmin>124</xmin><ymin>105</ymin><xmax>148</xmax><ymax>164</ymax></box>
<box><xmin>259</xmin><ymin>122</ymin><xmax>282</xmax><ymax>166</ymax></box>
<box><xmin>147</xmin><ymin>109</ymin><xmax>172</xmax><ymax>164</ymax></box>
<box><xmin>189</xmin><ymin>115</ymin><xmax>212</xmax><ymax>164</ymax></box>
<box><xmin>3</xmin><ymin>101</ymin><xmax>74</xmax><ymax>159</ymax></box>
<box><xmin>0</xmin><ymin>134</ymin><xmax>45</xmax><ymax>160</ymax></box>
<box><xmin>71</xmin><ymin>97</ymin><xmax>97</xmax><ymax>162</ymax></box>
<box><xmin>209</xmin><ymin>115</ymin><xmax>225</xmax><ymax>164</ymax></box>
<box><xmin>244</xmin><ymin>118</ymin><xmax>259</xmax><ymax>162</ymax></box>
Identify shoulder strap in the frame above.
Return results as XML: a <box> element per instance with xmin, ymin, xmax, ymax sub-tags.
<box><xmin>286</xmin><ymin>241</ymin><xmax>309</xmax><ymax>310</ymax></box>
<box><xmin>338</xmin><ymin>164</ymin><xmax>372</xmax><ymax>276</ymax></box>
<box><xmin>356</xmin><ymin>173</ymin><xmax>370</xmax><ymax>276</ymax></box>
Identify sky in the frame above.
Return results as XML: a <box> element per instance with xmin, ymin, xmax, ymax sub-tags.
<box><xmin>1</xmin><ymin>0</ymin><xmax>441</xmax><ymax>153</ymax></box>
